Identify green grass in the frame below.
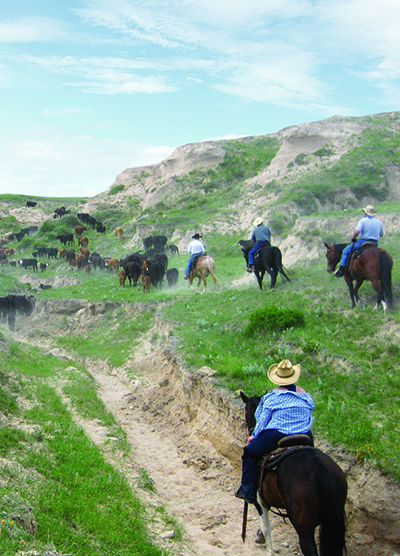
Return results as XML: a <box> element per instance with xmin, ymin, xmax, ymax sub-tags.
<box><xmin>0</xmin><ymin>342</ymin><xmax>169</xmax><ymax>556</ymax></box>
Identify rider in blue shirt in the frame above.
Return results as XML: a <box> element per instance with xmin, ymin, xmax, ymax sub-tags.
<box><xmin>235</xmin><ymin>360</ymin><xmax>314</xmax><ymax>506</ymax></box>
<box><xmin>335</xmin><ymin>205</ymin><xmax>384</xmax><ymax>277</ymax></box>
<box><xmin>247</xmin><ymin>217</ymin><xmax>272</xmax><ymax>272</ymax></box>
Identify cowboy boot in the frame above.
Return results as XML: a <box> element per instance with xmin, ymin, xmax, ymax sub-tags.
<box><xmin>235</xmin><ymin>458</ymin><xmax>258</xmax><ymax>504</ymax></box>
<box><xmin>335</xmin><ymin>266</ymin><xmax>346</xmax><ymax>277</ymax></box>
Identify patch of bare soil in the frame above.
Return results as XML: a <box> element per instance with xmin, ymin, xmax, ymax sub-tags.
<box><xmin>13</xmin><ymin>303</ymin><xmax>400</xmax><ymax>556</ymax></box>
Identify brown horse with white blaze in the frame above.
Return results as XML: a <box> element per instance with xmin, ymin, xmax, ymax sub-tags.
<box><xmin>189</xmin><ymin>254</ymin><xmax>219</xmax><ymax>292</ymax></box>
<box><xmin>324</xmin><ymin>242</ymin><xmax>393</xmax><ymax>311</ymax></box>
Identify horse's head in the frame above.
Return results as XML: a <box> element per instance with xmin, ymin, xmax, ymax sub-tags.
<box><xmin>239</xmin><ymin>391</ymin><xmax>262</xmax><ymax>434</ymax></box>
<box><xmin>324</xmin><ymin>242</ymin><xmax>340</xmax><ymax>273</ymax></box>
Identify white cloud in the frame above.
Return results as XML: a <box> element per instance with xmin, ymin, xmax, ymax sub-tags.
<box><xmin>0</xmin><ymin>17</ymin><xmax>68</xmax><ymax>43</ymax></box>
<box><xmin>0</xmin><ymin>130</ymin><xmax>174</xmax><ymax>198</ymax></box>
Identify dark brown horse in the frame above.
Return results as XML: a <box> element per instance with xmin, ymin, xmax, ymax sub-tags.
<box><xmin>324</xmin><ymin>242</ymin><xmax>393</xmax><ymax>311</ymax></box>
<box><xmin>238</xmin><ymin>240</ymin><xmax>290</xmax><ymax>290</ymax></box>
<box><xmin>189</xmin><ymin>254</ymin><xmax>219</xmax><ymax>292</ymax></box>
<box><xmin>240</xmin><ymin>392</ymin><xmax>347</xmax><ymax>556</ymax></box>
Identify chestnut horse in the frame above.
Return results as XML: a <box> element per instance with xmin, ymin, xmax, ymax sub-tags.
<box><xmin>324</xmin><ymin>242</ymin><xmax>393</xmax><ymax>311</ymax></box>
<box><xmin>189</xmin><ymin>254</ymin><xmax>219</xmax><ymax>292</ymax></box>
<box><xmin>240</xmin><ymin>392</ymin><xmax>347</xmax><ymax>556</ymax></box>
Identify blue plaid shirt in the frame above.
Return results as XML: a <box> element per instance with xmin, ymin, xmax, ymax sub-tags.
<box><xmin>253</xmin><ymin>389</ymin><xmax>314</xmax><ymax>438</ymax></box>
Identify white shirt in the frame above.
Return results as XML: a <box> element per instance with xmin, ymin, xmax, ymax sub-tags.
<box><xmin>188</xmin><ymin>239</ymin><xmax>206</xmax><ymax>255</ymax></box>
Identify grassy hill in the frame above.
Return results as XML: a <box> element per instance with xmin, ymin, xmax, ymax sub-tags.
<box><xmin>0</xmin><ymin>111</ymin><xmax>400</xmax><ymax>554</ymax></box>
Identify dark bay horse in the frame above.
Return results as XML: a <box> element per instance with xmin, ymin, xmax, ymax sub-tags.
<box><xmin>238</xmin><ymin>240</ymin><xmax>290</xmax><ymax>290</ymax></box>
<box><xmin>324</xmin><ymin>242</ymin><xmax>393</xmax><ymax>311</ymax></box>
<box><xmin>240</xmin><ymin>392</ymin><xmax>347</xmax><ymax>556</ymax></box>
<box><xmin>189</xmin><ymin>254</ymin><xmax>219</xmax><ymax>292</ymax></box>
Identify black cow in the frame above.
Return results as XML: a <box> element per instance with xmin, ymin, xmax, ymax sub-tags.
<box><xmin>47</xmin><ymin>247</ymin><xmax>58</xmax><ymax>259</ymax></box>
<box><xmin>153</xmin><ymin>235</ymin><xmax>168</xmax><ymax>253</ymax></box>
<box><xmin>146</xmin><ymin>259</ymin><xmax>166</xmax><ymax>289</ymax></box>
<box><xmin>54</xmin><ymin>206</ymin><xmax>70</xmax><ymax>218</ymax></box>
<box><xmin>121</xmin><ymin>252</ymin><xmax>144</xmax><ymax>268</ymax></box>
<box><xmin>0</xmin><ymin>294</ymin><xmax>35</xmax><ymax>330</ymax></box>
<box><xmin>39</xmin><ymin>263</ymin><xmax>48</xmax><ymax>272</ymax></box>
<box><xmin>143</xmin><ymin>236</ymin><xmax>153</xmax><ymax>250</ymax></box>
<box><xmin>124</xmin><ymin>262</ymin><xmax>142</xmax><ymax>287</ymax></box>
<box><xmin>26</xmin><ymin>201</ymin><xmax>37</xmax><ymax>207</ymax></box>
<box><xmin>89</xmin><ymin>252</ymin><xmax>104</xmax><ymax>271</ymax></box>
<box><xmin>166</xmin><ymin>268</ymin><xmax>179</xmax><ymax>287</ymax></box>
<box><xmin>66</xmin><ymin>250</ymin><xmax>76</xmax><ymax>263</ymax></box>
<box><xmin>19</xmin><ymin>258</ymin><xmax>38</xmax><ymax>271</ymax></box>
<box><xmin>96</xmin><ymin>223</ymin><xmax>106</xmax><ymax>234</ymax></box>
<box><xmin>56</xmin><ymin>233</ymin><xmax>74</xmax><ymax>246</ymax></box>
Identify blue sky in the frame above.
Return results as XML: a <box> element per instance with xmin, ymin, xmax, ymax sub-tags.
<box><xmin>1</xmin><ymin>0</ymin><xmax>399</xmax><ymax>198</ymax></box>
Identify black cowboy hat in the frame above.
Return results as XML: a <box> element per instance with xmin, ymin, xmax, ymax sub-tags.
<box><xmin>192</xmin><ymin>233</ymin><xmax>202</xmax><ymax>239</ymax></box>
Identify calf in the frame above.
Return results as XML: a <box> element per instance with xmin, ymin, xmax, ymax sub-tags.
<box><xmin>104</xmin><ymin>258</ymin><xmax>120</xmax><ymax>273</ymax></box>
<box><xmin>114</xmin><ymin>227</ymin><xmax>125</xmax><ymax>242</ymax></box>
<box><xmin>39</xmin><ymin>283</ymin><xmax>52</xmax><ymax>290</ymax></box>
<box><xmin>166</xmin><ymin>268</ymin><xmax>179</xmax><ymax>287</ymax></box>
<box><xmin>39</xmin><ymin>262</ymin><xmax>48</xmax><ymax>272</ymax></box>
<box><xmin>84</xmin><ymin>265</ymin><xmax>91</xmax><ymax>275</ymax></box>
<box><xmin>142</xmin><ymin>274</ymin><xmax>151</xmax><ymax>293</ymax></box>
<box><xmin>118</xmin><ymin>270</ymin><xmax>126</xmax><ymax>287</ymax></box>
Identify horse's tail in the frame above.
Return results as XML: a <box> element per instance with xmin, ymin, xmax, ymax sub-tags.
<box><xmin>318</xmin><ymin>465</ymin><xmax>347</xmax><ymax>556</ymax></box>
<box><xmin>206</xmin><ymin>258</ymin><xmax>220</xmax><ymax>283</ymax></box>
<box><xmin>380</xmin><ymin>251</ymin><xmax>393</xmax><ymax>309</ymax></box>
<box><xmin>272</xmin><ymin>248</ymin><xmax>291</xmax><ymax>282</ymax></box>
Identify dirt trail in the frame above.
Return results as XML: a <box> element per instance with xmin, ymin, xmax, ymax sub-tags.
<box><xmin>78</xmin><ymin>354</ymin><xmax>301</xmax><ymax>556</ymax></box>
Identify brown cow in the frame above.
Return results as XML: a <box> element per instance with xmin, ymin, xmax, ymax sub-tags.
<box><xmin>104</xmin><ymin>258</ymin><xmax>120</xmax><ymax>273</ymax></box>
<box><xmin>75</xmin><ymin>225</ymin><xmax>87</xmax><ymax>236</ymax></box>
<box><xmin>79</xmin><ymin>236</ymin><xmax>89</xmax><ymax>247</ymax></box>
<box><xmin>142</xmin><ymin>274</ymin><xmax>151</xmax><ymax>293</ymax></box>
<box><xmin>5</xmin><ymin>248</ymin><xmax>14</xmax><ymax>256</ymax></box>
<box><xmin>80</xmin><ymin>247</ymin><xmax>90</xmax><ymax>258</ymax></box>
<box><xmin>59</xmin><ymin>248</ymin><xmax>67</xmax><ymax>259</ymax></box>
<box><xmin>84</xmin><ymin>265</ymin><xmax>91</xmax><ymax>275</ymax></box>
<box><xmin>114</xmin><ymin>227</ymin><xmax>125</xmax><ymax>242</ymax></box>
<box><xmin>118</xmin><ymin>270</ymin><xmax>126</xmax><ymax>287</ymax></box>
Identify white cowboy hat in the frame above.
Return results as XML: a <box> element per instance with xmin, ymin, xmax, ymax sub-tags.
<box><xmin>267</xmin><ymin>359</ymin><xmax>301</xmax><ymax>385</ymax></box>
<box><xmin>253</xmin><ymin>217</ymin><xmax>263</xmax><ymax>227</ymax></box>
<box><xmin>362</xmin><ymin>205</ymin><xmax>377</xmax><ymax>216</ymax></box>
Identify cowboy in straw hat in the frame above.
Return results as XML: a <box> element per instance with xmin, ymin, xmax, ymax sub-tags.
<box><xmin>335</xmin><ymin>204</ymin><xmax>384</xmax><ymax>277</ymax></box>
<box><xmin>246</xmin><ymin>216</ymin><xmax>272</xmax><ymax>272</ymax></box>
<box><xmin>184</xmin><ymin>232</ymin><xmax>206</xmax><ymax>280</ymax></box>
<box><xmin>235</xmin><ymin>359</ymin><xmax>315</xmax><ymax>506</ymax></box>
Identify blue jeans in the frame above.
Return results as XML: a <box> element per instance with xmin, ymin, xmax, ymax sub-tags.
<box><xmin>248</xmin><ymin>242</ymin><xmax>270</xmax><ymax>266</ymax></box>
<box><xmin>186</xmin><ymin>253</ymin><xmax>204</xmax><ymax>277</ymax></box>
<box><xmin>339</xmin><ymin>239</ymin><xmax>378</xmax><ymax>266</ymax></box>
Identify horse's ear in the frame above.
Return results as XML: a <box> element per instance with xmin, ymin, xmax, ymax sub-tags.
<box><xmin>239</xmin><ymin>390</ymin><xmax>249</xmax><ymax>404</ymax></box>
<box><xmin>324</xmin><ymin>242</ymin><xmax>330</xmax><ymax>250</ymax></box>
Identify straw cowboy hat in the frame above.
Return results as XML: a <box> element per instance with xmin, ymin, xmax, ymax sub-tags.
<box><xmin>362</xmin><ymin>205</ymin><xmax>377</xmax><ymax>216</ymax></box>
<box><xmin>253</xmin><ymin>217</ymin><xmax>263</xmax><ymax>227</ymax></box>
<box><xmin>267</xmin><ymin>359</ymin><xmax>301</xmax><ymax>385</ymax></box>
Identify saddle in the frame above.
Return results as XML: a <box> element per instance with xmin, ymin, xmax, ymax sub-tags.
<box><xmin>253</xmin><ymin>243</ymin><xmax>271</xmax><ymax>259</ymax></box>
<box><xmin>257</xmin><ymin>434</ymin><xmax>312</xmax><ymax>508</ymax></box>
<box><xmin>190</xmin><ymin>252</ymin><xmax>206</xmax><ymax>270</ymax></box>
<box><xmin>348</xmin><ymin>242</ymin><xmax>377</xmax><ymax>274</ymax></box>
<box><xmin>350</xmin><ymin>242</ymin><xmax>377</xmax><ymax>261</ymax></box>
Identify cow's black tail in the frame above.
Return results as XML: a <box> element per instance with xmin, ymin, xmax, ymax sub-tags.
<box><xmin>380</xmin><ymin>251</ymin><xmax>393</xmax><ymax>309</ymax></box>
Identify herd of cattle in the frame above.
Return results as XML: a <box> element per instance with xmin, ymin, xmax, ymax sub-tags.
<box><xmin>0</xmin><ymin>207</ymin><xmax>182</xmax><ymax>294</ymax></box>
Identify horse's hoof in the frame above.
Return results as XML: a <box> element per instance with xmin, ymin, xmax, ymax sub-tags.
<box><xmin>255</xmin><ymin>529</ymin><xmax>266</xmax><ymax>544</ymax></box>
